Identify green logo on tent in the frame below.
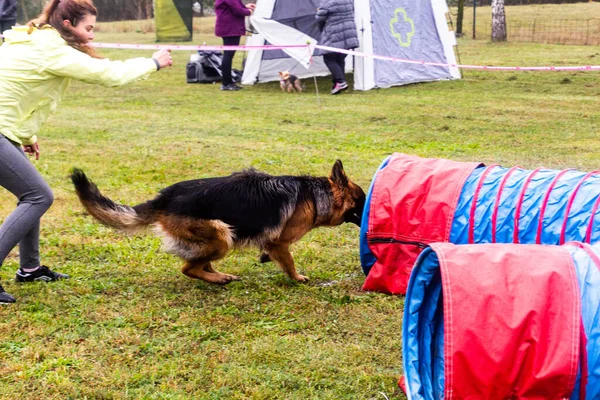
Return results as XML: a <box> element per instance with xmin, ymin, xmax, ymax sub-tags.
<box><xmin>390</xmin><ymin>8</ymin><xmax>415</xmax><ymax>47</ymax></box>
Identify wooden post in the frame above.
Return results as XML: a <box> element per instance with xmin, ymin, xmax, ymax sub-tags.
<box><xmin>472</xmin><ymin>0</ymin><xmax>476</xmax><ymax>39</ymax></box>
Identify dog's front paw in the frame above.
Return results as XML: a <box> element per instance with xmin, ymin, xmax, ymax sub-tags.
<box><xmin>224</xmin><ymin>273</ymin><xmax>240</xmax><ymax>283</ymax></box>
<box><xmin>214</xmin><ymin>273</ymin><xmax>240</xmax><ymax>284</ymax></box>
<box><xmin>293</xmin><ymin>274</ymin><xmax>309</xmax><ymax>283</ymax></box>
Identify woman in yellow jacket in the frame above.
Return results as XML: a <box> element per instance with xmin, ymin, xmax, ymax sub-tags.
<box><xmin>0</xmin><ymin>0</ymin><xmax>173</xmax><ymax>303</ymax></box>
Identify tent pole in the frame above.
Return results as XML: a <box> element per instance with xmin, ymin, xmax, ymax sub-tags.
<box><xmin>313</xmin><ymin>76</ymin><xmax>321</xmax><ymax>106</ymax></box>
<box><xmin>307</xmin><ymin>42</ymin><xmax>321</xmax><ymax>106</ymax></box>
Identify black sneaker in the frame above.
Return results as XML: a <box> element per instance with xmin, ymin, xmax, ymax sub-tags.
<box><xmin>0</xmin><ymin>283</ymin><xmax>16</xmax><ymax>304</ymax></box>
<box><xmin>15</xmin><ymin>266</ymin><xmax>70</xmax><ymax>283</ymax></box>
<box><xmin>220</xmin><ymin>83</ymin><xmax>243</xmax><ymax>91</ymax></box>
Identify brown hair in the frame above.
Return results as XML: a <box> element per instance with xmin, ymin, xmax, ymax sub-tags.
<box><xmin>28</xmin><ymin>0</ymin><xmax>100</xmax><ymax>58</ymax></box>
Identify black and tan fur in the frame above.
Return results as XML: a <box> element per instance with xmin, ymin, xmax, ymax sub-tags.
<box><xmin>70</xmin><ymin>160</ymin><xmax>365</xmax><ymax>284</ymax></box>
<box><xmin>278</xmin><ymin>71</ymin><xmax>303</xmax><ymax>93</ymax></box>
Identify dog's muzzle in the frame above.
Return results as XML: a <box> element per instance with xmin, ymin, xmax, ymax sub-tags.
<box><xmin>345</xmin><ymin>211</ymin><xmax>362</xmax><ymax>227</ymax></box>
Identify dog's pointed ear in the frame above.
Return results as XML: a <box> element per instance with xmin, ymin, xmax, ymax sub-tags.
<box><xmin>330</xmin><ymin>159</ymin><xmax>349</xmax><ymax>187</ymax></box>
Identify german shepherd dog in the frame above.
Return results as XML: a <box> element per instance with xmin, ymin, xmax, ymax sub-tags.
<box><xmin>70</xmin><ymin>160</ymin><xmax>365</xmax><ymax>284</ymax></box>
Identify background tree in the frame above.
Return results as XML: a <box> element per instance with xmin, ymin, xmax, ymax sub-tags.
<box><xmin>456</xmin><ymin>0</ymin><xmax>465</xmax><ymax>36</ymax></box>
<box><xmin>491</xmin><ymin>0</ymin><xmax>507</xmax><ymax>41</ymax></box>
<box><xmin>17</xmin><ymin>0</ymin><xmax>154</xmax><ymax>22</ymax></box>
<box><xmin>198</xmin><ymin>0</ymin><xmax>216</xmax><ymax>17</ymax></box>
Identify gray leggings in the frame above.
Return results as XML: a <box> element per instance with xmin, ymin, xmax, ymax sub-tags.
<box><xmin>0</xmin><ymin>134</ymin><xmax>54</xmax><ymax>269</ymax></box>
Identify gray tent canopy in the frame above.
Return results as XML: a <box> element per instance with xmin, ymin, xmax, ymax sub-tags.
<box><xmin>242</xmin><ymin>0</ymin><xmax>461</xmax><ymax>90</ymax></box>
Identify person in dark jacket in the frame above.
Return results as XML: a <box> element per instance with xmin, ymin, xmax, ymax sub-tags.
<box><xmin>316</xmin><ymin>0</ymin><xmax>359</xmax><ymax>95</ymax></box>
<box><xmin>0</xmin><ymin>0</ymin><xmax>17</xmax><ymax>41</ymax></box>
<box><xmin>214</xmin><ymin>0</ymin><xmax>255</xmax><ymax>91</ymax></box>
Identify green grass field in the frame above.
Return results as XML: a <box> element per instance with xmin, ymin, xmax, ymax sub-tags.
<box><xmin>0</xmin><ymin>25</ymin><xmax>599</xmax><ymax>399</ymax></box>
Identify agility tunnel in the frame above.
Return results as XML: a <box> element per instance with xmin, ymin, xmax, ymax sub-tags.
<box><xmin>402</xmin><ymin>242</ymin><xmax>600</xmax><ymax>399</ymax></box>
<box><xmin>360</xmin><ymin>153</ymin><xmax>600</xmax><ymax>294</ymax></box>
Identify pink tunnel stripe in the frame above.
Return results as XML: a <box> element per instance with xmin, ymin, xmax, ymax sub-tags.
<box><xmin>491</xmin><ymin>166</ymin><xmax>522</xmax><ymax>243</ymax></box>
<box><xmin>560</xmin><ymin>171</ymin><xmax>600</xmax><ymax>244</ymax></box>
<box><xmin>536</xmin><ymin>169</ymin><xmax>573</xmax><ymax>244</ymax></box>
<box><xmin>586</xmin><ymin>196</ymin><xmax>600</xmax><ymax>244</ymax></box>
<box><xmin>513</xmin><ymin>168</ymin><xmax>541</xmax><ymax>244</ymax></box>
<box><xmin>468</xmin><ymin>165</ymin><xmax>499</xmax><ymax>244</ymax></box>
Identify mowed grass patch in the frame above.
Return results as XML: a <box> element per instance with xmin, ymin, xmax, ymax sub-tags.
<box><xmin>0</xmin><ymin>30</ymin><xmax>599</xmax><ymax>399</ymax></box>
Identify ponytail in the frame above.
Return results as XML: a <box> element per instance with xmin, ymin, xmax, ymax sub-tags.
<box><xmin>28</xmin><ymin>0</ymin><xmax>101</xmax><ymax>59</ymax></box>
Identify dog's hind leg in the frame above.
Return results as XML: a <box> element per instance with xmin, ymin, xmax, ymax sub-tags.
<box><xmin>265</xmin><ymin>243</ymin><xmax>308</xmax><ymax>282</ymax></box>
<box><xmin>158</xmin><ymin>217</ymin><xmax>238</xmax><ymax>284</ymax></box>
<box><xmin>182</xmin><ymin>260</ymin><xmax>240</xmax><ymax>284</ymax></box>
<box><xmin>179</xmin><ymin>240</ymin><xmax>239</xmax><ymax>284</ymax></box>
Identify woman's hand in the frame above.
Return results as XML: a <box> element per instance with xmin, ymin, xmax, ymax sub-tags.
<box><xmin>23</xmin><ymin>142</ymin><xmax>40</xmax><ymax>160</ymax></box>
<box><xmin>152</xmin><ymin>49</ymin><xmax>173</xmax><ymax>69</ymax></box>
<box><xmin>246</xmin><ymin>3</ymin><xmax>256</xmax><ymax>11</ymax></box>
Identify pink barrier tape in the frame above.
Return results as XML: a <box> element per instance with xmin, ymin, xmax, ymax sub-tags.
<box><xmin>314</xmin><ymin>44</ymin><xmax>600</xmax><ymax>72</ymax></box>
<box><xmin>2</xmin><ymin>36</ymin><xmax>599</xmax><ymax>71</ymax></box>
<box><xmin>90</xmin><ymin>42</ymin><xmax>309</xmax><ymax>52</ymax></box>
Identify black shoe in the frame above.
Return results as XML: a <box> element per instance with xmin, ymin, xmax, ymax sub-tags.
<box><xmin>15</xmin><ymin>266</ymin><xmax>70</xmax><ymax>283</ymax></box>
<box><xmin>0</xmin><ymin>283</ymin><xmax>16</xmax><ymax>304</ymax></box>
<box><xmin>220</xmin><ymin>83</ymin><xmax>243</xmax><ymax>91</ymax></box>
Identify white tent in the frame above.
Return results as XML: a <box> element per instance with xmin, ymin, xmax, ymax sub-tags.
<box><xmin>242</xmin><ymin>0</ymin><xmax>461</xmax><ymax>90</ymax></box>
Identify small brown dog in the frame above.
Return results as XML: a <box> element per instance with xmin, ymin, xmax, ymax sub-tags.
<box><xmin>279</xmin><ymin>71</ymin><xmax>302</xmax><ymax>93</ymax></box>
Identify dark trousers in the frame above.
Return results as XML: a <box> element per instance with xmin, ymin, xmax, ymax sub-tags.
<box><xmin>0</xmin><ymin>19</ymin><xmax>16</xmax><ymax>41</ymax></box>
<box><xmin>221</xmin><ymin>36</ymin><xmax>241</xmax><ymax>86</ymax></box>
<box><xmin>323</xmin><ymin>52</ymin><xmax>347</xmax><ymax>84</ymax></box>
<box><xmin>0</xmin><ymin>135</ymin><xmax>54</xmax><ymax>269</ymax></box>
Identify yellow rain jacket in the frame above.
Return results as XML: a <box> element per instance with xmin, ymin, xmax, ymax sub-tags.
<box><xmin>0</xmin><ymin>26</ymin><xmax>158</xmax><ymax>145</ymax></box>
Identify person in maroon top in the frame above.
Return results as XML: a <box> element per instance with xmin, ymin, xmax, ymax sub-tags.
<box><xmin>214</xmin><ymin>0</ymin><xmax>255</xmax><ymax>91</ymax></box>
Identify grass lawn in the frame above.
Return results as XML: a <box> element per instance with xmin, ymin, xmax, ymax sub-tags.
<box><xmin>0</xmin><ymin>27</ymin><xmax>599</xmax><ymax>399</ymax></box>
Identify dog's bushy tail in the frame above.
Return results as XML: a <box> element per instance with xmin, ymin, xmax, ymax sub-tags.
<box><xmin>71</xmin><ymin>168</ymin><xmax>156</xmax><ymax>233</ymax></box>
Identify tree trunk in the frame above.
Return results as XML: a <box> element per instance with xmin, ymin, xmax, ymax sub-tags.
<box><xmin>491</xmin><ymin>0</ymin><xmax>507</xmax><ymax>42</ymax></box>
<box><xmin>456</xmin><ymin>0</ymin><xmax>465</xmax><ymax>36</ymax></box>
<box><xmin>20</xmin><ymin>0</ymin><xmax>28</xmax><ymax>21</ymax></box>
<box><xmin>147</xmin><ymin>0</ymin><xmax>153</xmax><ymax>19</ymax></box>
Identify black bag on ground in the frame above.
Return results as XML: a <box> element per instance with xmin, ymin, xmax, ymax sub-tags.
<box><xmin>186</xmin><ymin>60</ymin><xmax>220</xmax><ymax>84</ymax></box>
<box><xmin>186</xmin><ymin>50</ymin><xmax>242</xmax><ymax>84</ymax></box>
